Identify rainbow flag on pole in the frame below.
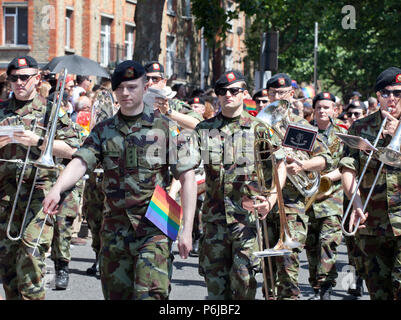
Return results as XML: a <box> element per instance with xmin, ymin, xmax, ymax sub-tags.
<box><xmin>145</xmin><ymin>185</ymin><xmax>183</xmax><ymax>240</ymax></box>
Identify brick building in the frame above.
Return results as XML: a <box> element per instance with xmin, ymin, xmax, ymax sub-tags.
<box><xmin>0</xmin><ymin>0</ymin><xmax>251</xmax><ymax>89</ymax></box>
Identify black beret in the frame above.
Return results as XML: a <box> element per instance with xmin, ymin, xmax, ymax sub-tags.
<box><xmin>111</xmin><ymin>60</ymin><xmax>145</xmax><ymax>91</ymax></box>
<box><xmin>346</xmin><ymin>99</ymin><xmax>366</xmax><ymax>111</ymax></box>
<box><xmin>214</xmin><ymin>70</ymin><xmax>246</xmax><ymax>90</ymax></box>
<box><xmin>7</xmin><ymin>56</ymin><xmax>38</xmax><ymax>75</ymax></box>
<box><xmin>374</xmin><ymin>67</ymin><xmax>401</xmax><ymax>92</ymax></box>
<box><xmin>144</xmin><ymin>61</ymin><xmax>164</xmax><ymax>74</ymax></box>
<box><xmin>312</xmin><ymin>91</ymin><xmax>336</xmax><ymax>108</ymax></box>
<box><xmin>266</xmin><ymin>73</ymin><xmax>292</xmax><ymax>89</ymax></box>
<box><xmin>252</xmin><ymin>88</ymin><xmax>269</xmax><ymax>100</ymax></box>
<box><xmin>188</xmin><ymin>96</ymin><xmax>205</xmax><ymax>105</ymax></box>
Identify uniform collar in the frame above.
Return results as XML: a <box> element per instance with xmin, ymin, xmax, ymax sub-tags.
<box><xmin>114</xmin><ymin>102</ymin><xmax>155</xmax><ymax>135</ymax></box>
<box><xmin>217</xmin><ymin>110</ymin><xmax>253</xmax><ymax>128</ymax></box>
<box><xmin>9</xmin><ymin>94</ymin><xmax>44</xmax><ymax>117</ymax></box>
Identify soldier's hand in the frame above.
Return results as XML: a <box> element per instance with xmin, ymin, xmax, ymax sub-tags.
<box><xmin>155</xmin><ymin>97</ymin><xmax>169</xmax><ymax>114</ymax></box>
<box><xmin>286</xmin><ymin>156</ymin><xmax>304</xmax><ymax>175</ymax></box>
<box><xmin>13</xmin><ymin>130</ymin><xmax>40</xmax><ymax>147</ymax></box>
<box><xmin>177</xmin><ymin>228</ymin><xmax>192</xmax><ymax>259</ymax></box>
<box><xmin>349</xmin><ymin>207</ymin><xmax>368</xmax><ymax>232</ymax></box>
<box><xmin>0</xmin><ymin>135</ymin><xmax>11</xmax><ymax>149</ymax></box>
<box><xmin>382</xmin><ymin>110</ymin><xmax>399</xmax><ymax>137</ymax></box>
<box><xmin>253</xmin><ymin>195</ymin><xmax>275</xmax><ymax>220</ymax></box>
<box><xmin>42</xmin><ymin>189</ymin><xmax>61</xmax><ymax>215</ymax></box>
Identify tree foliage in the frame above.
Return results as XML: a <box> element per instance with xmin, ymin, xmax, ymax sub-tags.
<box><xmin>191</xmin><ymin>0</ymin><xmax>401</xmax><ymax>99</ymax></box>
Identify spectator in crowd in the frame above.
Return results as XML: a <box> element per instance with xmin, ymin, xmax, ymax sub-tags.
<box><xmin>367</xmin><ymin>97</ymin><xmax>379</xmax><ymax>114</ymax></box>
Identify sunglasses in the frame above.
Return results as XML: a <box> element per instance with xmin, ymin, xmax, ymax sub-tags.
<box><xmin>346</xmin><ymin>111</ymin><xmax>363</xmax><ymax>117</ymax></box>
<box><xmin>215</xmin><ymin>87</ymin><xmax>244</xmax><ymax>96</ymax></box>
<box><xmin>8</xmin><ymin>74</ymin><xmax>37</xmax><ymax>82</ymax></box>
<box><xmin>146</xmin><ymin>76</ymin><xmax>162</xmax><ymax>83</ymax></box>
<box><xmin>268</xmin><ymin>89</ymin><xmax>292</xmax><ymax>97</ymax></box>
<box><xmin>380</xmin><ymin>89</ymin><xmax>401</xmax><ymax>98</ymax></box>
<box><xmin>255</xmin><ymin>99</ymin><xmax>269</xmax><ymax>104</ymax></box>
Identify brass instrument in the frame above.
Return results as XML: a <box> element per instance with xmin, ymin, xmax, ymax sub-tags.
<box><xmin>256</xmin><ymin>100</ymin><xmax>320</xmax><ymax>198</ymax></box>
<box><xmin>341</xmin><ymin>112</ymin><xmax>401</xmax><ymax>236</ymax></box>
<box><xmin>304</xmin><ymin>176</ymin><xmax>332</xmax><ymax>212</ymax></box>
<box><xmin>253</xmin><ymin>121</ymin><xmax>301</xmax><ymax>254</ymax></box>
<box><xmin>5</xmin><ymin>69</ymin><xmax>68</xmax><ymax>254</ymax></box>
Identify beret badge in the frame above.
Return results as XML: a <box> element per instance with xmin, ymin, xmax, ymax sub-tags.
<box><xmin>124</xmin><ymin>67</ymin><xmax>135</xmax><ymax>78</ymax></box>
<box><xmin>396</xmin><ymin>74</ymin><xmax>401</xmax><ymax>83</ymax></box>
<box><xmin>18</xmin><ymin>58</ymin><xmax>27</xmax><ymax>67</ymax></box>
<box><xmin>226</xmin><ymin>72</ymin><xmax>236</xmax><ymax>82</ymax></box>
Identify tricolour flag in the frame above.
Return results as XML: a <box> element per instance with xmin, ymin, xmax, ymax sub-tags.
<box><xmin>145</xmin><ymin>185</ymin><xmax>183</xmax><ymax>240</ymax></box>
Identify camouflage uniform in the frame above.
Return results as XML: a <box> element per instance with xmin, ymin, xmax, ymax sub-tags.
<box><xmin>305</xmin><ymin>119</ymin><xmax>346</xmax><ymax>290</ymax></box>
<box><xmin>265</xmin><ymin>112</ymin><xmax>333</xmax><ymax>300</ymax></box>
<box><xmin>0</xmin><ymin>95</ymin><xmax>80</xmax><ymax>300</ymax></box>
<box><xmin>194</xmin><ymin>110</ymin><xmax>283</xmax><ymax>300</ymax></box>
<box><xmin>339</xmin><ymin>110</ymin><xmax>401</xmax><ymax>300</ymax></box>
<box><xmin>72</xmin><ymin>102</ymin><xmax>197</xmax><ymax>300</ymax></box>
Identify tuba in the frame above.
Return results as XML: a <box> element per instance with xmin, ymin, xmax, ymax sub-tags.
<box><xmin>256</xmin><ymin>100</ymin><xmax>320</xmax><ymax>198</ymax></box>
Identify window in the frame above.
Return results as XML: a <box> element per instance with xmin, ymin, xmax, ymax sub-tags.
<box><xmin>182</xmin><ymin>0</ymin><xmax>191</xmax><ymax>17</ymax></box>
<box><xmin>185</xmin><ymin>39</ymin><xmax>191</xmax><ymax>74</ymax></box>
<box><xmin>226</xmin><ymin>1</ymin><xmax>234</xmax><ymax>33</ymax></box>
<box><xmin>167</xmin><ymin>0</ymin><xmax>175</xmax><ymax>15</ymax></box>
<box><xmin>65</xmin><ymin>9</ymin><xmax>73</xmax><ymax>49</ymax></box>
<box><xmin>225</xmin><ymin>47</ymin><xmax>233</xmax><ymax>71</ymax></box>
<box><xmin>166</xmin><ymin>35</ymin><xmax>176</xmax><ymax>78</ymax></box>
<box><xmin>125</xmin><ymin>25</ymin><xmax>134</xmax><ymax>60</ymax></box>
<box><xmin>100</xmin><ymin>17</ymin><xmax>112</xmax><ymax>67</ymax></box>
<box><xmin>3</xmin><ymin>6</ymin><xmax>28</xmax><ymax>45</ymax></box>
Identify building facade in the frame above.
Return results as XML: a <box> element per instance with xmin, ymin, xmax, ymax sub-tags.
<box><xmin>0</xmin><ymin>0</ymin><xmax>251</xmax><ymax>90</ymax></box>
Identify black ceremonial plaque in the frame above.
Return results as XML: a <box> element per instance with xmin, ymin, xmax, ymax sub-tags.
<box><xmin>282</xmin><ymin>123</ymin><xmax>318</xmax><ymax>152</ymax></box>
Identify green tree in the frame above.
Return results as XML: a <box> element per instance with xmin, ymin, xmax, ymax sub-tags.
<box><xmin>191</xmin><ymin>0</ymin><xmax>401</xmax><ymax>100</ymax></box>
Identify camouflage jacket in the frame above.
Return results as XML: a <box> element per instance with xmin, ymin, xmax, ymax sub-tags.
<box><xmin>272</xmin><ymin>112</ymin><xmax>333</xmax><ymax>215</ymax></box>
<box><xmin>193</xmin><ymin>110</ymin><xmax>284</xmax><ymax>226</ymax></box>
<box><xmin>309</xmin><ymin>119</ymin><xmax>347</xmax><ymax>218</ymax></box>
<box><xmin>73</xmin><ymin>102</ymin><xmax>198</xmax><ymax>235</ymax></box>
<box><xmin>339</xmin><ymin>110</ymin><xmax>401</xmax><ymax>236</ymax></box>
<box><xmin>0</xmin><ymin>95</ymin><xmax>81</xmax><ymax>200</ymax></box>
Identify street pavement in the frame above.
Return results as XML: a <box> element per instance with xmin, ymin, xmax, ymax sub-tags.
<box><xmin>0</xmin><ymin>227</ymin><xmax>369</xmax><ymax>300</ymax></box>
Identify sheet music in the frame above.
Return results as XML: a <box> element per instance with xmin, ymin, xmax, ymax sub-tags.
<box><xmin>335</xmin><ymin>132</ymin><xmax>378</xmax><ymax>152</ymax></box>
<box><xmin>0</xmin><ymin>125</ymin><xmax>25</xmax><ymax>143</ymax></box>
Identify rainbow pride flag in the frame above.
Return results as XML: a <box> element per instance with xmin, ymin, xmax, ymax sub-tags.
<box><xmin>302</xmin><ymin>85</ymin><xmax>316</xmax><ymax>98</ymax></box>
<box><xmin>243</xmin><ymin>99</ymin><xmax>257</xmax><ymax>111</ymax></box>
<box><xmin>145</xmin><ymin>185</ymin><xmax>183</xmax><ymax>240</ymax></box>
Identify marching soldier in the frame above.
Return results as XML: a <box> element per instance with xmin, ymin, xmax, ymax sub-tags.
<box><xmin>264</xmin><ymin>73</ymin><xmax>333</xmax><ymax>300</ymax></box>
<box><xmin>252</xmin><ymin>88</ymin><xmax>270</xmax><ymax>113</ymax></box>
<box><xmin>42</xmin><ymin>60</ymin><xmax>198</xmax><ymax>300</ymax></box>
<box><xmin>0</xmin><ymin>56</ymin><xmax>80</xmax><ymax>299</ymax></box>
<box><xmin>340</xmin><ymin>67</ymin><xmax>401</xmax><ymax>300</ymax></box>
<box><xmin>192</xmin><ymin>70</ymin><xmax>287</xmax><ymax>299</ymax></box>
<box><xmin>305</xmin><ymin>92</ymin><xmax>347</xmax><ymax>300</ymax></box>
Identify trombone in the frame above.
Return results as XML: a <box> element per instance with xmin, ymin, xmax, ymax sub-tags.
<box><xmin>5</xmin><ymin>69</ymin><xmax>68</xmax><ymax>252</ymax></box>
<box><xmin>341</xmin><ymin>113</ymin><xmax>401</xmax><ymax>236</ymax></box>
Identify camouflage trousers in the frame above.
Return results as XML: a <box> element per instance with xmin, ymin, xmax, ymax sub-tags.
<box><xmin>99</xmin><ymin>222</ymin><xmax>173</xmax><ymax>300</ymax></box>
<box><xmin>352</xmin><ymin>234</ymin><xmax>401</xmax><ymax>300</ymax></box>
<box><xmin>50</xmin><ymin>186</ymin><xmax>81</xmax><ymax>263</ymax></box>
<box><xmin>82</xmin><ymin>173</ymin><xmax>104</xmax><ymax>256</ymax></box>
<box><xmin>0</xmin><ymin>187</ymin><xmax>53</xmax><ymax>300</ymax></box>
<box><xmin>198</xmin><ymin>221</ymin><xmax>259</xmax><ymax>300</ymax></box>
<box><xmin>305</xmin><ymin>214</ymin><xmax>342</xmax><ymax>289</ymax></box>
<box><xmin>265</xmin><ymin>211</ymin><xmax>308</xmax><ymax>300</ymax></box>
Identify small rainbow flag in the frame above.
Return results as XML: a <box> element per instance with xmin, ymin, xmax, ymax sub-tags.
<box><xmin>302</xmin><ymin>85</ymin><xmax>316</xmax><ymax>98</ymax></box>
<box><xmin>244</xmin><ymin>99</ymin><xmax>257</xmax><ymax>111</ymax></box>
<box><xmin>145</xmin><ymin>185</ymin><xmax>183</xmax><ymax>240</ymax></box>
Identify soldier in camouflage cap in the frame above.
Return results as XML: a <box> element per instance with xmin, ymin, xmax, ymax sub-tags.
<box><xmin>42</xmin><ymin>60</ymin><xmax>198</xmax><ymax>300</ymax></box>
<box><xmin>305</xmin><ymin>91</ymin><xmax>347</xmax><ymax>300</ymax></box>
<box><xmin>264</xmin><ymin>73</ymin><xmax>333</xmax><ymax>300</ymax></box>
<box><xmin>340</xmin><ymin>67</ymin><xmax>401</xmax><ymax>300</ymax></box>
<box><xmin>191</xmin><ymin>70</ymin><xmax>287</xmax><ymax>299</ymax></box>
<box><xmin>0</xmin><ymin>56</ymin><xmax>81</xmax><ymax>299</ymax></box>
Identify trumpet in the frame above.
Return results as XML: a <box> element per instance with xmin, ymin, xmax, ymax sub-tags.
<box><xmin>256</xmin><ymin>100</ymin><xmax>320</xmax><ymax>198</ymax></box>
<box><xmin>4</xmin><ymin>69</ymin><xmax>68</xmax><ymax>253</ymax></box>
<box><xmin>341</xmin><ymin>113</ymin><xmax>401</xmax><ymax>236</ymax></box>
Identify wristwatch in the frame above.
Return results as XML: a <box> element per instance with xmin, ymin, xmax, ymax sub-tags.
<box><xmin>166</xmin><ymin>107</ymin><xmax>173</xmax><ymax>116</ymax></box>
<box><xmin>37</xmin><ymin>136</ymin><xmax>44</xmax><ymax>147</ymax></box>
